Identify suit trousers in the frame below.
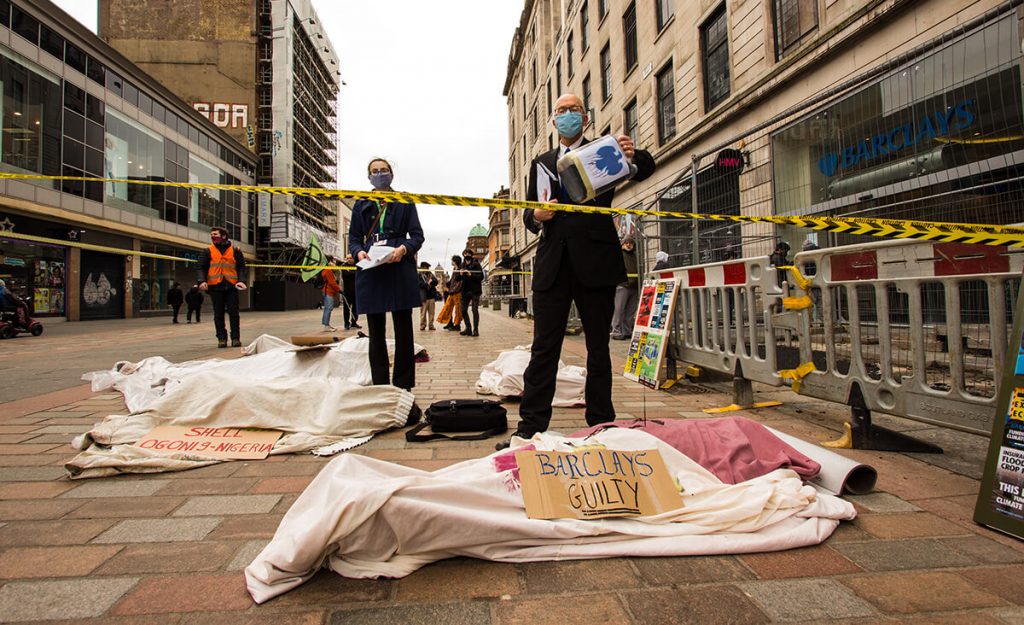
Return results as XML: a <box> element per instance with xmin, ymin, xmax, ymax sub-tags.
<box><xmin>519</xmin><ymin>247</ymin><xmax>616</xmax><ymax>435</ymax></box>
<box><xmin>366</xmin><ymin>309</ymin><xmax>415</xmax><ymax>390</ymax></box>
<box><xmin>209</xmin><ymin>288</ymin><xmax>240</xmax><ymax>341</ymax></box>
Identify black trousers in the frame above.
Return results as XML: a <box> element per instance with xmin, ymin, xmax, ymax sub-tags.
<box><xmin>366</xmin><ymin>309</ymin><xmax>415</xmax><ymax>390</ymax></box>
<box><xmin>519</xmin><ymin>249</ymin><xmax>616</xmax><ymax>435</ymax></box>
<box><xmin>209</xmin><ymin>288</ymin><xmax>240</xmax><ymax>341</ymax></box>
<box><xmin>461</xmin><ymin>293</ymin><xmax>480</xmax><ymax>332</ymax></box>
<box><xmin>187</xmin><ymin>306</ymin><xmax>201</xmax><ymax>323</ymax></box>
<box><xmin>170</xmin><ymin>304</ymin><xmax>181</xmax><ymax>323</ymax></box>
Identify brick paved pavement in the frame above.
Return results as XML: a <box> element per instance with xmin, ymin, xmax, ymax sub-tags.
<box><xmin>0</xmin><ymin>306</ymin><xmax>1021</xmax><ymax>623</ymax></box>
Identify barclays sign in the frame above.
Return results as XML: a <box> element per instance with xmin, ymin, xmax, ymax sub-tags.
<box><xmin>818</xmin><ymin>99</ymin><xmax>976</xmax><ymax>177</ymax></box>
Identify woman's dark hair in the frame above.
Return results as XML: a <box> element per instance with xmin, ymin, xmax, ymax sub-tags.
<box><xmin>451</xmin><ymin>255</ymin><xmax>462</xmax><ymax>268</ymax></box>
<box><xmin>367</xmin><ymin>157</ymin><xmax>393</xmax><ymax>174</ymax></box>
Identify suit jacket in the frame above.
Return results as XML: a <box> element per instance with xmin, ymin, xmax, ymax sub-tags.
<box><xmin>348</xmin><ymin>199</ymin><xmax>424</xmax><ymax>314</ymax></box>
<box><xmin>524</xmin><ymin>139</ymin><xmax>655</xmax><ymax>292</ymax></box>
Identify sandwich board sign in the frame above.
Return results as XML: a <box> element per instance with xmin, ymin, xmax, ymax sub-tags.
<box><xmin>624</xmin><ymin>278</ymin><xmax>679</xmax><ymax>388</ymax></box>
<box><xmin>975</xmin><ymin>275</ymin><xmax>1024</xmax><ymax>540</ymax></box>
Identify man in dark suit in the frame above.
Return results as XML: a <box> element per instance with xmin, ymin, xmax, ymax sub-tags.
<box><xmin>497</xmin><ymin>93</ymin><xmax>656</xmax><ymax>450</ymax></box>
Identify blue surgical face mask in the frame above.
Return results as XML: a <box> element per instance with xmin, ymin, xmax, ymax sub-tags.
<box><xmin>369</xmin><ymin>171</ymin><xmax>393</xmax><ymax>190</ymax></box>
<box><xmin>554</xmin><ymin>111</ymin><xmax>584</xmax><ymax>138</ymax></box>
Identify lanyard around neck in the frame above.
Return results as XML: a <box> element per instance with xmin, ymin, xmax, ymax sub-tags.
<box><xmin>374</xmin><ymin>201</ymin><xmax>387</xmax><ymax>234</ymax></box>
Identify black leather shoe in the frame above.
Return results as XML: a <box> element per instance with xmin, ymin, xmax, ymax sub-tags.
<box><xmin>460</xmin><ymin>330</ymin><xmax>471</xmax><ymax>336</ymax></box>
<box><xmin>472</xmin><ymin>330</ymin><xmax>479</xmax><ymax>337</ymax></box>
<box><xmin>231</xmin><ymin>339</ymin><xmax>242</xmax><ymax>348</ymax></box>
<box><xmin>217</xmin><ymin>339</ymin><xmax>227</xmax><ymax>348</ymax></box>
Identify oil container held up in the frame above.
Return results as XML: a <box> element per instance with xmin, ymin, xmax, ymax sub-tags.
<box><xmin>556</xmin><ymin>135</ymin><xmax>638</xmax><ymax>204</ymax></box>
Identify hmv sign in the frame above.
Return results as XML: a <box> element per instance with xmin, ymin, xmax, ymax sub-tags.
<box><xmin>192</xmin><ymin>102</ymin><xmax>249</xmax><ymax>129</ymax></box>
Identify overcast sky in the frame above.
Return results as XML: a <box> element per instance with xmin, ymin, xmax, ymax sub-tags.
<box><xmin>52</xmin><ymin>0</ymin><xmax>522</xmax><ymax>269</ymax></box>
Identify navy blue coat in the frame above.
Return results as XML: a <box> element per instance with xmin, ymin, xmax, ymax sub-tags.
<box><xmin>348</xmin><ymin>199</ymin><xmax>424</xmax><ymax>315</ymax></box>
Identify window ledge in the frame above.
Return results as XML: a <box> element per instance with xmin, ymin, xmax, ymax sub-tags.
<box><xmin>654</xmin><ymin>15</ymin><xmax>676</xmax><ymax>45</ymax></box>
<box><xmin>623</xmin><ymin>64</ymin><xmax>638</xmax><ymax>81</ymax></box>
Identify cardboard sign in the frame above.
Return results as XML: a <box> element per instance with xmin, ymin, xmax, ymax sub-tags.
<box><xmin>515</xmin><ymin>448</ymin><xmax>683</xmax><ymax>520</ymax></box>
<box><xmin>135</xmin><ymin>426</ymin><xmax>283</xmax><ymax>460</ymax></box>
<box><xmin>624</xmin><ymin>278</ymin><xmax>679</xmax><ymax>388</ymax></box>
<box><xmin>290</xmin><ymin>334</ymin><xmax>343</xmax><ymax>346</ymax></box>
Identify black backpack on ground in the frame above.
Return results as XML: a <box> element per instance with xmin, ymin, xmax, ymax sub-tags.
<box><xmin>405</xmin><ymin>399</ymin><xmax>507</xmax><ymax>442</ymax></box>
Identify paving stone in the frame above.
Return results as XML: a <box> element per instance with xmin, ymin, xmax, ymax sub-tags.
<box><xmin>248</xmin><ymin>476</ymin><xmax>314</xmax><ymax>494</ymax></box>
<box><xmin>846</xmin><ymin>492</ymin><xmax>922</xmax><ymax>513</ymax></box>
<box><xmin>159</xmin><ymin>462</ymin><xmax>243</xmax><ymax>479</ymax></box>
<box><xmin>0</xmin><ymin>518</ymin><xmax>116</xmax><ymax>546</ymax></box>
<box><xmin>97</xmin><ymin>541</ymin><xmax>239</xmax><ymax>575</ymax></box>
<box><xmin>842</xmin><ymin>571</ymin><xmax>1006</xmax><ymax>613</ymax></box>
<box><xmin>0</xmin><ymin>577</ymin><xmax>138</xmax><ymax>622</ymax></box>
<box><xmin>331</xmin><ymin>601</ymin><xmax>491</xmax><ymax>625</ymax></box>
<box><xmin>226</xmin><ymin>539</ymin><xmax>268</xmax><ymax>571</ymax></box>
<box><xmin>111</xmin><ymin>573</ymin><xmax>253</xmax><ymax>615</ymax></box>
<box><xmin>206</xmin><ymin>515</ymin><xmax>284</xmax><ymax>541</ymax></box>
<box><xmin>520</xmin><ymin>559</ymin><xmax>643</xmax><ymax>594</ymax></box>
<box><xmin>826</xmin><ymin>521</ymin><xmax>874</xmax><ymax>543</ymax></box>
<box><xmin>66</xmin><ymin>496</ymin><xmax>187</xmax><ymax>519</ymax></box>
<box><xmin>396</xmin><ymin>558</ymin><xmax>519</xmax><ymax>601</ymax></box>
<box><xmin>0</xmin><ymin>443</ymin><xmax>63</xmax><ymax>455</ymax></box>
<box><xmin>172</xmin><ymin>495</ymin><xmax>281</xmax><ymax>517</ymax></box>
<box><xmin>234</xmin><ymin>462</ymin><xmax>322</xmax><ymax>478</ymax></box>
<box><xmin>492</xmin><ymin>594</ymin><xmax>630</xmax><ymax>625</ymax></box>
<box><xmin>0</xmin><ymin>544</ymin><xmax>123</xmax><ymax>578</ymax></box>
<box><xmin>0</xmin><ymin>466</ymin><xmax>68</xmax><ymax>482</ymax></box>
<box><xmin>30</xmin><ymin>425</ymin><xmax>94</xmax><ymax>434</ymax></box>
<box><xmin>93</xmin><ymin>518</ymin><xmax>222</xmax><ymax>544</ymax></box>
<box><xmin>628</xmin><ymin>555</ymin><xmax>754</xmax><ymax>586</ymax></box>
<box><xmin>832</xmin><ymin>538</ymin><xmax>976</xmax><ymax>571</ymax></box>
<box><xmin>0</xmin><ymin>455</ymin><xmax>63</xmax><ymax>467</ymax></box>
<box><xmin>0</xmin><ymin>425</ymin><xmax>44</xmax><ymax>434</ymax></box>
<box><xmin>0</xmin><ymin>481</ymin><xmax>76</xmax><ymax>499</ymax></box>
<box><xmin>178</xmin><ymin>612</ymin><xmax>327</xmax><ymax>625</ymax></box>
<box><xmin>61</xmin><ymin>479</ymin><xmax>170</xmax><ymax>498</ymax></box>
<box><xmin>740</xmin><ymin>545</ymin><xmax>862</xmax><ymax>579</ymax></box>
<box><xmin>0</xmin><ymin>499</ymin><xmax>83</xmax><ymax>521</ymax></box>
<box><xmin>961</xmin><ymin>565</ymin><xmax>1024</xmax><ymax>604</ymax></box>
<box><xmin>0</xmin><ymin>433</ymin><xmax>42</xmax><ymax>444</ymax></box>
<box><xmin>991</xmin><ymin>606</ymin><xmax>1024</xmax><ymax>624</ymax></box>
<box><xmin>739</xmin><ymin>578</ymin><xmax>877</xmax><ymax>621</ymax></box>
<box><xmin>265</xmin><ymin>569</ymin><xmax>391</xmax><ymax>607</ymax></box>
<box><xmin>157</xmin><ymin>478</ymin><xmax>260</xmax><ymax>496</ymax></box>
<box><xmin>855</xmin><ymin>511</ymin><xmax>969</xmax><ymax>539</ymax></box>
<box><xmin>622</xmin><ymin>586</ymin><xmax>769</xmax><ymax>625</ymax></box>
<box><xmin>942</xmin><ymin>536</ymin><xmax>1024</xmax><ymax>564</ymax></box>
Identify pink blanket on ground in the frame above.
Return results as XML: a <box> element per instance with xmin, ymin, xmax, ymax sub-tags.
<box><xmin>571</xmin><ymin>417</ymin><xmax>820</xmax><ymax>484</ymax></box>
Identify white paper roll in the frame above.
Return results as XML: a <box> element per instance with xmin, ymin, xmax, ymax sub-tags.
<box><xmin>766</xmin><ymin>426</ymin><xmax>878</xmax><ymax>495</ymax></box>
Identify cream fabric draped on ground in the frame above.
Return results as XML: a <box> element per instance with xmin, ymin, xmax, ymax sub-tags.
<box><xmin>245</xmin><ymin>428</ymin><xmax>855</xmax><ymax>603</ymax></box>
<box><xmin>475</xmin><ymin>347</ymin><xmax>586</xmax><ymax>406</ymax></box>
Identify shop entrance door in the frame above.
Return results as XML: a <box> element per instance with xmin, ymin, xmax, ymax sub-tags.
<box><xmin>79</xmin><ymin>250</ymin><xmax>124</xmax><ymax>320</ymax></box>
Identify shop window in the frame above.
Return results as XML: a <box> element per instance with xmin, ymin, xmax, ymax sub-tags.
<box><xmin>774</xmin><ymin>0</ymin><xmax>817</xmax><ymax>58</ymax></box>
<box><xmin>624</xmin><ymin>98</ymin><xmax>638</xmax><ymax>143</ymax></box>
<box><xmin>623</xmin><ymin>3</ymin><xmax>637</xmax><ymax>73</ymax></box>
<box><xmin>0</xmin><ymin>55</ymin><xmax>61</xmax><ymax>178</ymax></box>
<box><xmin>39</xmin><ymin>25</ymin><xmax>63</xmax><ymax>60</ymax></box>
<box><xmin>63</xmin><ymin>43</ymin><xmax>86</xmax><ymax>74</ymax></box>
<box><xmin>85</xmin><ymin>56</ymin><xmax>104</xmax><ymax>84</ymax></box>
<box><xmin>701</xmin><ymin>5</ymin><xmax>730</xmax><ymax>110</ymax></box>
<box><xmin>62</xmin><ymin>137</ymin><xmax>83</xmax><ymax>169</ymax></box>
<box><xmin>62</xmin><ymin>109</ymin><xmax>83</xmax><ymax>141</ymax></box>
<box><xmin>85</xmin><ymin>94</ymin><xmax>103</xmax><ymax>125</ymax></box>
<box><xmin>104</xmin><ymin>108</ymin><xmax>166</xmax><ymax>215</ymax></box>
<box><xmin>85</xmin><ymin>121</ymin><xmax>102</xmax><ymax>150</ymax></box>
<box><xmin>0</xmin><ymin>1</ymin><xmax>9</xmax><ymax>28</ymax></box>
<box><xmin>11</xmin><ymin>6</ymin><xmax>37</xmax><ymax>45</ymax></box>
<box><xmin>656</xmin><ymin>62</ymin><xmax>675</xmax><ymax>144</ymax></box>
<box><xmin>63</xmin><ymin>81</ymin><xmax>84</xmax><ymax>114</ymax></box>
<box><xmin>600</xmin><ymin>44</ymin><xmax>611</xmax><ymax>102</ymax></box>
<box><xmin>190</xmin><ymin>154</ymin><xmax>224</xmax><ymax>228</ymax></box>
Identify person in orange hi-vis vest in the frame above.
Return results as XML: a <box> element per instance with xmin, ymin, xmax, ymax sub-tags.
<box><xmin>198</xmin><ymin>226</ymin><xmax>248</xmax><ymax>348</ymax></box>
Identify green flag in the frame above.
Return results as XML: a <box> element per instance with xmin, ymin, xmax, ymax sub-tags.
<box><xmin>300</xmin><ymin>233</ymin><xmax>324</xmax><ymax>282</ymax></box>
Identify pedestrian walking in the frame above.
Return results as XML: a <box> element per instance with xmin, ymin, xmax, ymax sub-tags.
<box><xmin>436</xmin><ymin>255</ymin><xmax>464</xmax><ymax>331</ymax></box>
<box><xmin>610</xmin><ymin>236</ymin><xmax>638</xmax><ymax>340</ymax></box>
<box><xmin>198</xmin><ymin>226</ymin><xmax>247</xmax><ymax>348</ymax></box>
<box><xmin>185</xmin><ymin>283</ymin><xmax>203</xmax><ymax>324</ymax></box>
<box><xmin>459</xmin><ymin>249</ymin><xmax>483</xmax><ymax>336</ymax></box>
<box><xmin>348</xmin><ymin>157</ymin><xmax>424</xmax><ymax>391</ymax></box>
<box><xmin>341</xmin><ymin>254</ymin><xmax>360</xmax><ymax>330</ymax></box>
<box><xmin>418</xmin><ymin>261</ymin><xmax>438</xmax><ymax>331</ymax></box>
<box><xmin>320</xmin><ymin>255</ymin><xmax>341</xmax><ymax>331</ymax></box>
<box><xmin>167</xmin><ymin>282</ymin><xmax>183</xmax><ymax>324</ymax></box>
<box><xmin>498</xmin><ymin>92</ymin><xmax>656</xmax><ymax>450</ymax></box>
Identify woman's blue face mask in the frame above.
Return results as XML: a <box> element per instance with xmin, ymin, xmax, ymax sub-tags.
<box><xmin>369</xmin><ymin>171</ymin><xmax>393</xmax><ymax>190</ymax></box>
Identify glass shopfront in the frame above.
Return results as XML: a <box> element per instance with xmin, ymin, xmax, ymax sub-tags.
<box><xmin>135</xmin><ymin>243</ymin><xmax>201</xmax><ymax>315</ymax></box>
<box><xmin>104</xmin><ymin>108</ymin><xmax>164</xmax><ymax>216</ymax></box>
<box><xmin>0</xmin><ymin>235</ymin><xmax>66</xmax><ymax>317</ymax></box>
<box><xmin>772</xmin><ymin>16</ymin><xmax>1024</xmax><ymax>229</ymax></box>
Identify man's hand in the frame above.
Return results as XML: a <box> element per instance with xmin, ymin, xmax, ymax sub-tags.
<box><xmin>357</xmin><ymin>251</ymin><xmax>369</xmax><ymax>261</ymax></box>
<box><xmin>199</xmin><ymin>282</ymin><xmax>208</xmax><ymax>291</ymax></box>
<box><xmin>616</xmin><ymin>134</ymin><xmax>636</xmax><ymax>159</ymax></box>
<box><xmin>533</xmin><ymin>202</ymin><xmax>557</xmax><ymax>222</ymax></box>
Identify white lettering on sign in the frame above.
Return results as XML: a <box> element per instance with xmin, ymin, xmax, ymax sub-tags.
<box><xmin>192</xmin><ymin>102</ymin><xmax>250</xmax><ymax>129</ymax></box>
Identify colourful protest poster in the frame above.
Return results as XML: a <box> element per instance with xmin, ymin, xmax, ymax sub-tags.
<box><xmin>624</xmin><ymin>277</ymin><xmax>679</xmax><ymax>388</ymax></box>
<box><xmin>515</xmin><ymin>448</ymin><xmax>683</xmax><ymax>520</ymax></box>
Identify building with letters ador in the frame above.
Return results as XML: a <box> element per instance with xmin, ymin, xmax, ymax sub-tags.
<box><xmin>99</xmin><ymin>0</ymin><xmax>347</xmax><ymax>276</ymax></box>
<box><xmin>0</xmin><ymin>0</ymin><xmax>257</xmax><ymax>321</ymax></box>
<box><xmin>503</xmin><ymin>0</ymin><xmax>1017</xmax><ymax>284</ymax></box>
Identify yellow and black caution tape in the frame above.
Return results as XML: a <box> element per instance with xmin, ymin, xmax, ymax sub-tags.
<box><xmin>2</xmin><ymin>172</ymin><xmax>1024</xmax><ymax>247</ymax></box>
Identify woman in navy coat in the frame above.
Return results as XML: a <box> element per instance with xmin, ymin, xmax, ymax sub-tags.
<box><xmin>348</xmin><ymin>158</ymin><xmax>425</xmax><ymax>390</ymax></box>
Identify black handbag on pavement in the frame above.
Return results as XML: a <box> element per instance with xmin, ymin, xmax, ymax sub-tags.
<box><xmin>405</xmin><ymin>399</ymin><xmax>507</xmax><ymax>442</ymax></box>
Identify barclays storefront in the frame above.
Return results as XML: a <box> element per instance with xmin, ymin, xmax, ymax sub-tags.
<box><xmin>772</xmin><ymin>14</ymin><xmax>1024</xmax><ymax>245</ymax></box>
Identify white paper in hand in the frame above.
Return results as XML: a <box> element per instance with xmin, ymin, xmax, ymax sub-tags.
<box><xmin>535</xmin><ymin>163</ymin><xmax>556</xmax><ymax>203</ymax></box>
<box><xmin>356</xmin><ymin>245</ymin><xmax>396</xmax><ymax>270</ymax></box>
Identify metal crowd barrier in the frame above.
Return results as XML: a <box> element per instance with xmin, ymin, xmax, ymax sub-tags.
<box><xmin>659</xmin><ymin>257</ymin><xmax>788</xmax><ymax>410</ymax></box>
<box><xmin>771</xmin><ymin>239</ymin><xmax>1023</xmax><ymax>451</ymax></box>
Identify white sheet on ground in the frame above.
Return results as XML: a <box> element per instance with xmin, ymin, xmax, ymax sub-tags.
<box><xmin>476</xmin><ymin>346</ymin><xmax>586</xmax><ymax>406</ymax></box>
<box><xmin>245</xmin><ymin>428</ymin><xmax>855</xmax><ymax>603</ymax></box>
<box><xmin>66</xmin><ymin>371</ymin><xmax>413</xmax><ymax>479</ymax></box>
<box><xmin>82</xmin><ymin>334</ymin><xmax>426</xmax><ymax>413</ymax></box>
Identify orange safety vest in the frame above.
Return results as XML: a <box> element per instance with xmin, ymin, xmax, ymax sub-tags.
<box><xmin>207</xmin><ymin>244</ymin><xmax>239</xmax><ymax>285</ymax></box>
